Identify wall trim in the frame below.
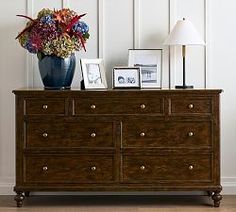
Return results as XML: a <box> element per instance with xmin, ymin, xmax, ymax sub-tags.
<box><xmin>205</xmin><ymin>0</ymin><xmax>211</xmax><ymax>87</ymax></box>
<box><xmin>26</xmin><ymin>0</ymin><xmax>34</xmax><ymax>87</ymax></box>
<box><xmin>221</xmin><ymin>177</ymin><xmax>236</xmax><ymax>195</ymax></box>
<box><xmin>169</xmin><ymin>0</ymin><xmax>177</xmax><ymax>88</ymax></box>
<box><xmin>62</xmin><ymin>0</ymin><xmax>70</xmax><ymax>8</ymax></box>
<box><xmin>133</xmin><ymin>0</ymin><xmax>140</xmax><ymax>49</ymax></box>
<box><xmin>0</xmin><ymin>177</ymin><xmax>15</xmax><ymax>195</ymax></box>
<box><xmin>98</xmin><ymin>0</ymin><xmax>104</xmax><ymax>58</ymax></box>
<box><xmin>204</xmin><ymin>0</ymin><xmax>207</xmax><ymax>88</ymax></box>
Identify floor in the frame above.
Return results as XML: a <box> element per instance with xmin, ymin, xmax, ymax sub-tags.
<box><xmin>0</xmin><ymin>195</ymin><xmax>235</xmax><ymax>212</ymax></box>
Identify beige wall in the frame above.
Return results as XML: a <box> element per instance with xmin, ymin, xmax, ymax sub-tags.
<box><xmin>0</xmin><ymin>0</ymin><xmax>235</xmax><ymax>194</ymax></box>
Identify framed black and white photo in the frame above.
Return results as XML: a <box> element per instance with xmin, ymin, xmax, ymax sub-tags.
<box><xmin>128</xmin><ymin>49</ymin><xmax>162</xmax><ymax>88</ymax></box>
<box><xmin>113</xmin><ymin>67</ymin><xmax>141</xmax><ymax>88</ymax></box>
<box><xmin>80</xmin><ymin>59</ymin><xmax>107</xmax><ymax>89</ymax></box>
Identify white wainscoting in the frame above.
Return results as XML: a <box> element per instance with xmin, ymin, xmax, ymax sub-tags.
<box><xmin>1</xmin><ymin>0</ymin><xmax>236</xmax><ymax>195</ymax></box>
<box><xmin>25</xmin><ymin>0</ymin><xmax>207</xmax><ymax>89</ymax></box>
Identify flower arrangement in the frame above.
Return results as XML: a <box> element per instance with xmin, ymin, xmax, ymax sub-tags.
<box><xmin>16</xmin><ymin>8</ymin><xmax>90</xmax><ymax>58</ymax></box>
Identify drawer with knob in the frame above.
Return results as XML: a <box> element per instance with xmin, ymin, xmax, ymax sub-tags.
<box><xmin>122</xmin><ymin>154</ymin><xmax>212</xmax><ymax>183</ymax></box>
<box><xmin>73</xmin><ymin>98</ymin><xmax>164</xmax><ymax>115</ymax></box>
<box><xmin>122</xmin><ymin>121</ymin><xmax>212</xmax><ymax>148</ymax></box>
<box><xmin>25</xmin><ymin>98</ymin><xmax>65</xmax><ymax>115</ymax></box>
<box><xmin>169</xmin><ymin>97</ymin><xmax>212</xmax><ymax>115</ymax></box>
<box><xmin>24</xmin><ymin>154</ymin><xmax>115</xmax><ymax>183</ymax></box>
<box><xmin>26</xmin><ymin>121</ymin><xmax>115</xmax><ymax>148</ymax></box>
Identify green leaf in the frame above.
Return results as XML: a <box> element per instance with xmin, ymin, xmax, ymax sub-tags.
<box><xmin>37</xmin><ymin>52</ymin><xmax>45</xmax><ymax>61</ymax></box>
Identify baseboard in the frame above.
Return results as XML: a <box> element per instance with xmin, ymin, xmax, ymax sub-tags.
<box><xmin>221</xmin><ymin>177</ymin><xmax>236</xmax><ymax>194</ymax></box>
<box><xmin>1</xmin><ymin>178</ymin><xmax>236</xmax><ymax>195</ymax></box>
<box><xmin>0</xmin><ymin>177</ymin><xmax>14</xmax><ymax>195</ymax></box>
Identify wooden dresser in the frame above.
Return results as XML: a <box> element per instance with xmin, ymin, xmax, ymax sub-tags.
<box><xmin>13</xmin><ymin>89</ymin><xmax>222</xmax><ymax>207</ymax></box>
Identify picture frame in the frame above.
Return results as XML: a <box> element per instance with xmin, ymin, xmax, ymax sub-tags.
<box><xmin>113</xmin><ymin>67</ymin><xmax>141</xmax><ymax>89</ymax></box>
<box><xmin>128</xmin><ymin>49</ymin><xmax>163</xmax><ymax>88</ymax></box>
<box><xmin>80</xmin><ymin>59</ymin><xmax>108</xmax><ymax>89</ymax></box>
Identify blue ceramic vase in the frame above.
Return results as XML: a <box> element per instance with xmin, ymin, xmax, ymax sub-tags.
<box><xmin>38</xmin><ymin>54</ymin><xmax>76</xmax><ymax>90</ymax></box>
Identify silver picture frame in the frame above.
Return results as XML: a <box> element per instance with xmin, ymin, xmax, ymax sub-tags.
<box><xmin>80</xmin><ymin>59</ymin><xmax>108</xmax><ymax>89</ymax></box>
<box><xmin>128</xmin><ymin>49</ymin><xmax>163</xmax><ymax>88</ymax></box>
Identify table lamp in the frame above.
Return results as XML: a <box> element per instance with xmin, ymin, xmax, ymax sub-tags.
<box><xmin>163</xmin><ymin>18</ymin><xmax>205</xmax><ymax>89</ymax></box>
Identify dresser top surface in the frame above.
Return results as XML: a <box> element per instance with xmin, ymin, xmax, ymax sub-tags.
<box><xmin>13</xmin><ymin>88</ymin><xmax>223</xmax><ymax>96</ymax></box>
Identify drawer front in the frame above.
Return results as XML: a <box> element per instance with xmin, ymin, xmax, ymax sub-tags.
<box><xmin>73</xmin><ymin>98</ymin><xmax>164</xmax><ymax>115</ymax></box>
<box><xmin>122</xmin><ymin>155</ymin><xmax>212</xmax><ymax>183</ymax></box>
<box><xmin>25</xmin><ymin>98</ymin><xmax>65</xmax><ymax>115</ymax></box>
<box><xmin>122</xmin><ymin>121</ymin><xmax>212</xmax><ymax>148</ymax></box>
<box><xmin>170</xmin><ymin>97</ymin><xmax>212</xmax><ymax>115</ymax></box>
<box><xmin>26</xmin><ymin>122</ymin><xmax>114</xmax><ymax>148</ymax></box>
<box><xmin>24</xmin><ymin>155</ymin><xmax>115</xmax><ymax>183</ymax></box>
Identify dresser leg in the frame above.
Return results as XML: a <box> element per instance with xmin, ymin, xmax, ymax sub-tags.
<box><xmin>14</xmin><ymin>191</ymin><xmax>25</xmax><ymax>207</ymax></box>
<box><xmin>212</xmin><ymin>191</ymin><xmax>222</xmax><ymax>207</ymax></box>
<box><xmin>25</xmin><ymin>191</ymin><xmax>30</xmax><ymax>197</ymax></box>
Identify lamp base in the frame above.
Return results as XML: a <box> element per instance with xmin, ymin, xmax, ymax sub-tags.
<box><xmin>175</xmin><ymin>85</ymin><xmax>194</xmax><ymax>89</ymax></box>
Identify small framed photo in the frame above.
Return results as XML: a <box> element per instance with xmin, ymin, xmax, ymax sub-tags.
<box><xmin>80</xmin><ymin>59</ymin><xmax>108</xmax><ymax>89</ymax></box>
<box><xmin>128</xmin><ymin>49</ymin><xmax>162</xmax><ymax>88</ymax></box>
<box><xmin>113</xmin><ymin>67</ymin><xmax>141</xmax><ymax>88</ymax></box>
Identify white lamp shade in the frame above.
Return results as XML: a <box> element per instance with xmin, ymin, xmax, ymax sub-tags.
<box><xmin>163</xmin><ymin>19</ymin><xmax>205</xmax><ymax>46</ymax></box>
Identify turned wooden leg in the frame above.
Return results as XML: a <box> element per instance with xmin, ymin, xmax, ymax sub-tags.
<box><xmin>212</xmin><ymin>191</ymin><xmax>222</xmax><ymax>207</ymax></box>
<box><xmin>14</xmin><ymin>191</ymin><xmax>25</xmax><ymax>207</ymax></box>
<box><xmin>25</xmin><ymin>191</ymin><xmax>30</xmax><ymax>197</ymax></box>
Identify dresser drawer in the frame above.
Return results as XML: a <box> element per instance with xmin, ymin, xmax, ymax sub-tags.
<box><xmin>26</xmin><ymin>121</ymin><xmax>115</xmax><ymax>148</ymax></box>
<box><xmin>170</xmin><ymin>97</ymin><xmax>212</xmax><ymax>115</ymax></box>
<box><xmin>25</xmin><ymin>98</ymin><xmax>65</xmax><ymax>115</ymax></box>
<box><xmin>73</xmin><ymin>98</ymin><xmax>164</xmax><ymax>115</ymax></box>
<box><xmin>122</xmin><ymin>154</ymin><xmax>212</xmax><ymax>183</ymax></box>
<box><xmin>122</xmin><ymin>121</ymin><xmax>212</xmax><ymax>148</ymax></box>
<box><xmin>24</xmin><ymin>155</ymin><xmax>115</xmax><ymax>183</ymax></box>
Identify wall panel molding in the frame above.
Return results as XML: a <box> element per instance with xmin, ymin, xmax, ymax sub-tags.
<box><xmin>133</xmin><ymin>0</ymin><xmax>140</xmax><ymax>49</ymax></box>
<box><xmin>205</xmin><ymin>0</ymin><xmax>210</xmax><ymax>88</ymax></box>
<box><xmin>169</xmin><ymin>0</ymin><xmax>177</xmax><ymax>88</ymax></box>
<box><xmin>62</xmin><ymin>0</ymin><xmax>70</xmax><ymax>8</ymax></box>
<box><xmin>98</xmin><ymin>0</ymin><xmax>104</xmax><ymax>58</ymax></box>
<box><xmin>26</xmin><ymin>0</ymin><xmax>34</xmax><ymax>87</ymax></box>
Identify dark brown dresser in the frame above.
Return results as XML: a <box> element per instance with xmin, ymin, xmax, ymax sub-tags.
<box><xmin>13</xmin><ymin>89</ymin><xmax>222</xmax><ymax>207</ymax></box>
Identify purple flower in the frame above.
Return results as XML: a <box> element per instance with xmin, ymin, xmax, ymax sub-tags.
<box><xmin>25</xmin><ymin>41</ymin><xmax>38</xmax><ymax>53</ymax></box>
<box><xmin>73</xmin><ymin>21</ymin><xmax>89</xmax><ymax>35</ymax></box>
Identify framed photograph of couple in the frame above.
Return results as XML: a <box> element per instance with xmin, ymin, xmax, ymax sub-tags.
<box><xmin>80</xmin><ymin>59</ymin><xmax>107</xmax><ymax>89</ymax></box>
<box><xmin>128</xmin><ymin>49</ymin><xmax>162</xmax><ymax>88</ymax></box>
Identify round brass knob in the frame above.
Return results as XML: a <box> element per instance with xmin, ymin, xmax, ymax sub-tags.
<box><xmin>140</xmin><ymin>165</ymin><xmax>146</xmax><ymax>170</ymax></box>
<box><xmin>90</xmin><ymin>133</ymin><xmax>96</xmax><ymax>138</ymax></box>
<box><xmin>91</xmin><ymin>166</ymin><xmax>97</xmax><ymax>171</ymax></box>
<box><xmin>140</xmin><ymin>132</ymin><xmax>146</xmax><ymax>137</ymax></box>
<box><xmin>188</xmin><ymin>104</ymin><xmax>194</xmax><ymax>109</ymax></box>
<box><xmin>90</xmin><ymin>105</ymin><xmax>96</xmax><ymax>109</ymax></box>
<box><xmin>189</xmin><ymin>165</ymin><xmax>194</xmax><ymax>170</ymax></box>
<box><xmin>140</xmin><ymin>104</ymin><xmax>146</xmax><ymax>109</ymax></box>
<box><xmin>42</xmin><ymin>105</ymin><xmax>48</xmax><ymax>110</ymax></box>
<box><xmin>42</xmin><ymin>132</ymin><xmax>48</xmax><ymax>138</ymax></box>
<box><xmin>42</xmin><ymin>166</ymin><xmax>48</xmax><ymax>171</ymax></box>
<box><xmin>188</xmin><ymin>131</ymin><xmax>194</xmax><ymax>137</ymax></box>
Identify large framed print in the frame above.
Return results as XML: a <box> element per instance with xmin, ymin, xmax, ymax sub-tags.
<box><xmin>112</xmin><ymin>67</ymin><xmax>141</xmax><ymax>89</ymax></box>
<box><xmin>80</xmin><ymin>59</ymin><xmax>107</xmax><ymax>89</ymax></box>
<box><xmin>128</xmin><ymin>49</ymin><xmax>162</xmax><ymax>88</ymax></box>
